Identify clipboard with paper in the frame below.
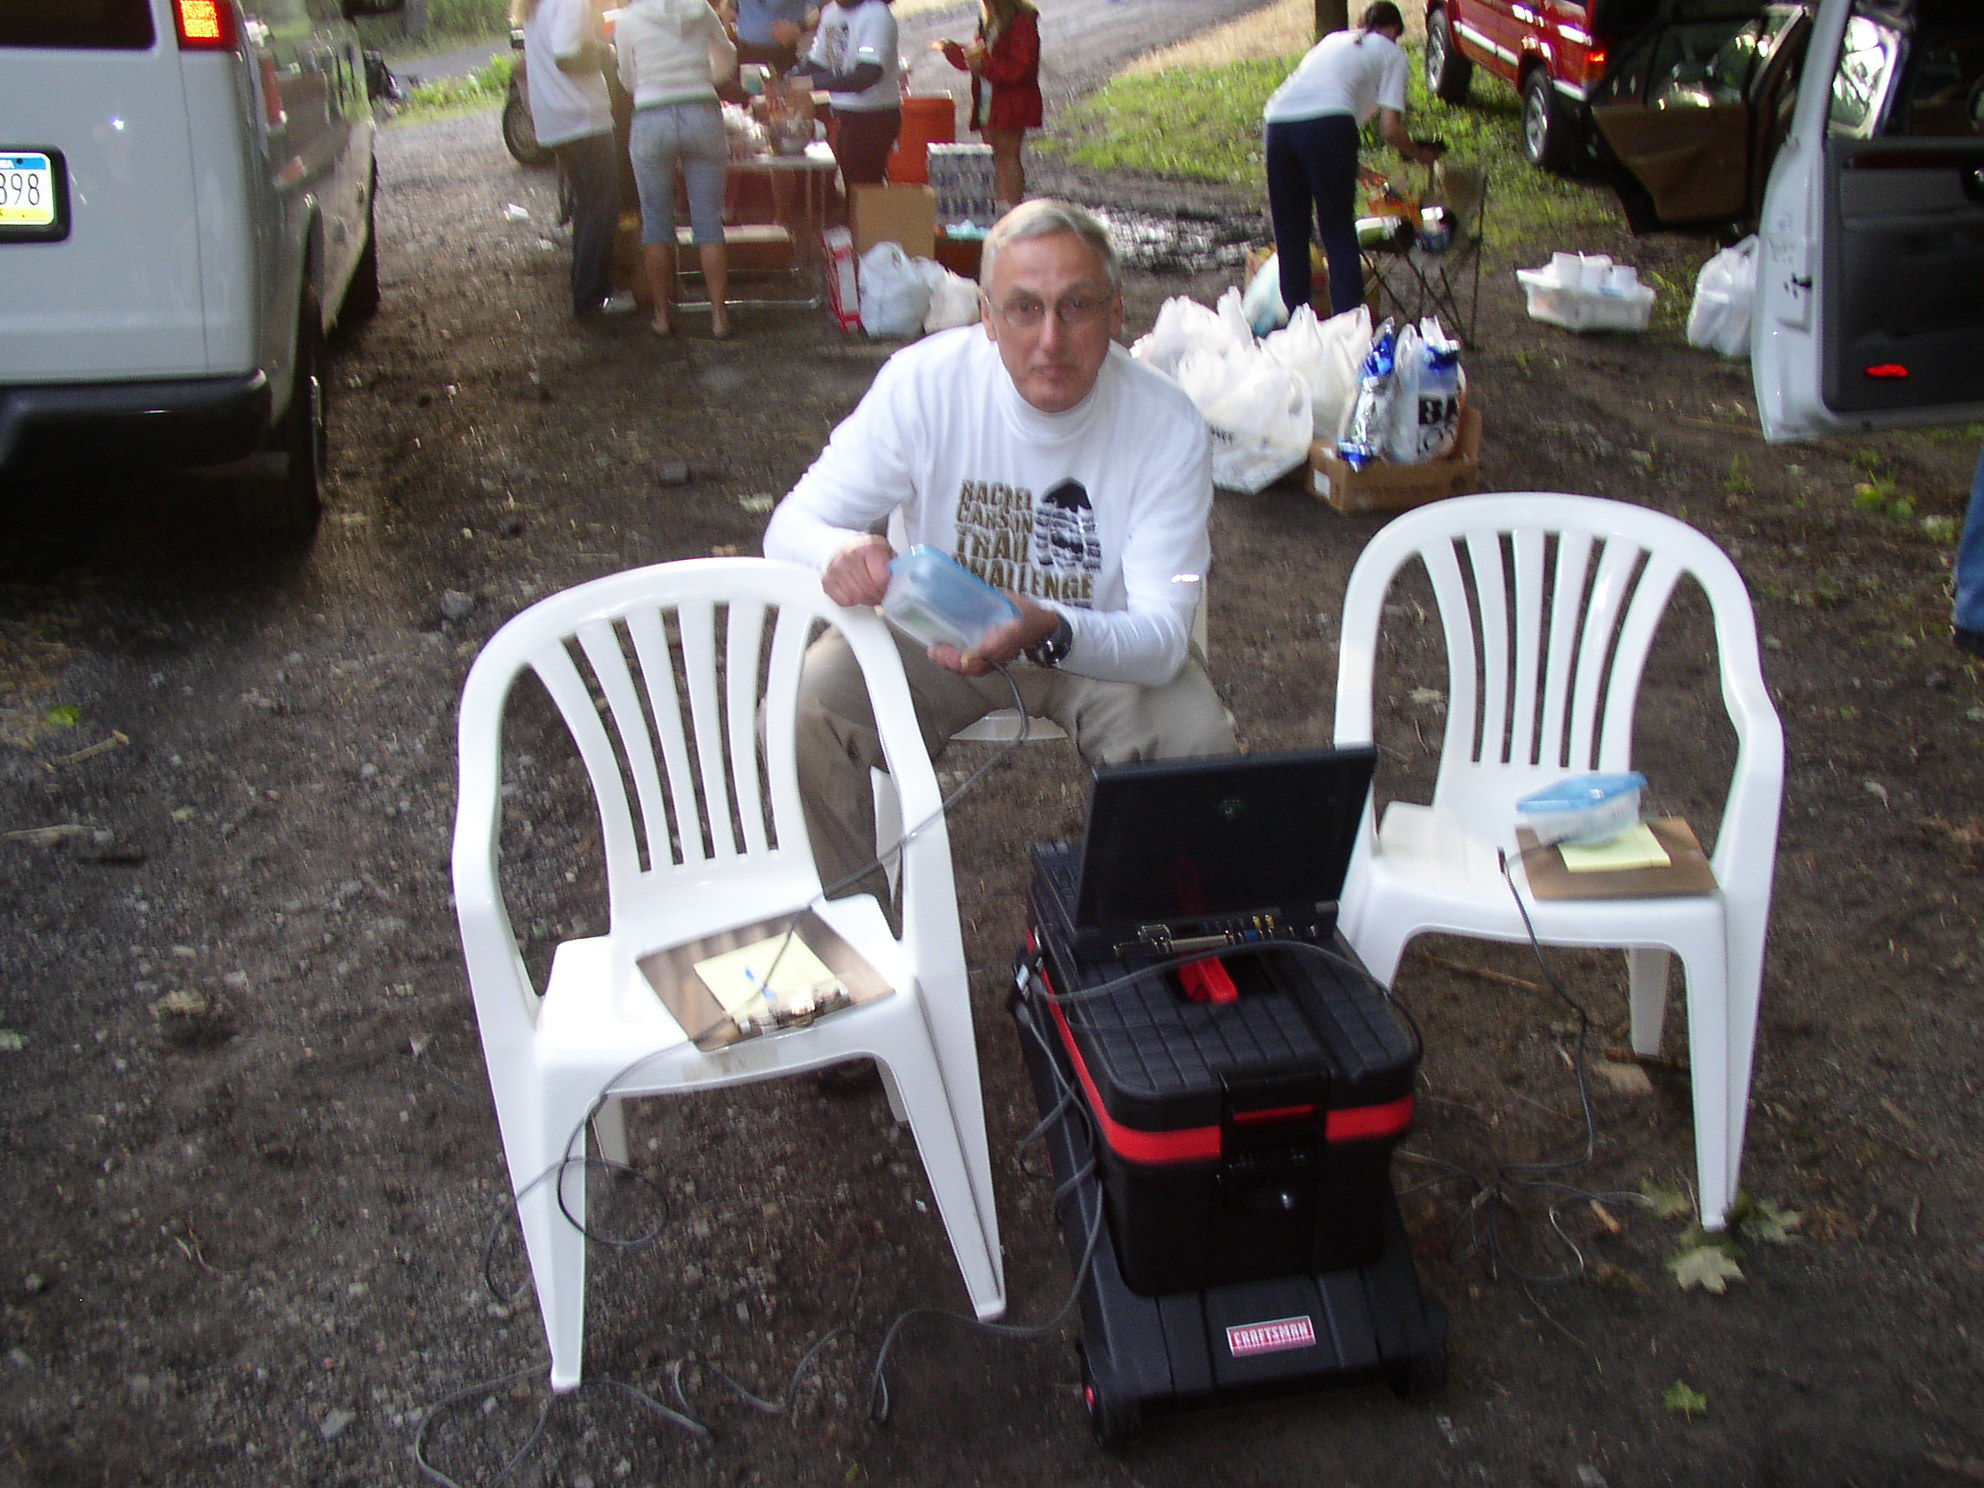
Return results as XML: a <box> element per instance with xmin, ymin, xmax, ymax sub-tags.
<box><xmin>637</xmin><ymin>909</ymin><xmax>892</xmax><ymax>1051</ymax></box>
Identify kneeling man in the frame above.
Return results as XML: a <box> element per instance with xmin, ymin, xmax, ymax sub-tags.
<box><xmin>764</xmin><ymin>199</ymin><xmax>1236</xmax><ymax>897</ymax></box>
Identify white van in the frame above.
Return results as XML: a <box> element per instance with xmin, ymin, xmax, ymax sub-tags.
<box><xmin>1752</xmin><ymin>0</ymin><xmax>1984</xmax><ymax>441</ymax></box>
<box><xmin>0</xmin><ymin>0</ymin><xmax>402</xmax><ymax>543</ymax></box>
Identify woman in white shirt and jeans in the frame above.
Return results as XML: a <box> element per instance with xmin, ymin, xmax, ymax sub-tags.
<box><xmin>1262</xmin><ymin>2</ymin><xmax>1441</xmax><ymax>321</ymax></box>
<box><xmin>617</xmin><ymin>0</ymin><xmax>739</xmax><ymax>337</ymax></box>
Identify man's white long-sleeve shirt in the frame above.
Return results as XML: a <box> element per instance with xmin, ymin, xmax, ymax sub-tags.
<box><xmin>763</xmin><ymin>327</ymin><xmax>1213</xmax><ymax>687</ymax></box>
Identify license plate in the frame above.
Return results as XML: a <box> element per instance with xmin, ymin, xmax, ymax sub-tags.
<box><xmin>0</xmin><ymin>149</ymin><xmax>67</xmax><ymax>241</ymax></box>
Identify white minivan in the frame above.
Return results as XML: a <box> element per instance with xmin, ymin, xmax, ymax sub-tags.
<box><xmin>0</xmin><ymin>0</ymin><xmax>402</xmax><ymax>543</ymax></box>
<box><xmin>1752</xmin><ymin>0</ymin><xmax>1984</xmax><ymax>441</ymax></box>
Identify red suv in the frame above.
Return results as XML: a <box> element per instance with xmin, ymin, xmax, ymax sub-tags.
<box><xmin>1424</xmin><ymin>0</ymin><xmax>1669</xmax><ymax>168</ymax></box>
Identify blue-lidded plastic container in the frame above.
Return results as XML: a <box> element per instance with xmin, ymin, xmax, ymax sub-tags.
<box><xmin>881</xmin><ymin>546</ymin><xmax>1021</xmax><ymax>654</ymax></box>
<box><xmin>1516</xmin><ymin>772</ymin><xmax>1646</xmax><ymax>846</ymax></box>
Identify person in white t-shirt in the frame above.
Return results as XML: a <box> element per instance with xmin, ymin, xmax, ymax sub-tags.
<box><xmin>518</xmin><ymin>0</ymin><xmax>636</xmax><ymax>317</ymax></box>
<box><xmin>1262</xmin><ymin>1</ymin><xmax>1442</xmax><ymax>320</ymax></box>
<box><xmin>790</xmin><ymin>0</ymin><xmax>900</xmax><ymax>186</ymax></box>
<box><xmin>763</xmin><ymin>199</ymin><xmax>1237</xmax><ymax>900</ymax></box>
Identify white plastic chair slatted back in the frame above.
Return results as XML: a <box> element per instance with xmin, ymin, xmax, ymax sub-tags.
<box><xmin>1337</xmin><ymin>493</ymin><xmax>1778</xmax><ymax>873</ymax></box>
<box><xmin>456</xmin><ymin>558</ymin><xmax>951</xmax><ymax>1038</ymax></box>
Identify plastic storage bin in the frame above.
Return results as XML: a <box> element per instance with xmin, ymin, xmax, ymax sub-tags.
<box><xmin>1516</xmin><ymin>266</ymin><xmax>1655</xmax><ymax>333</ymax></box>
<box><xmin>1516</xmin><ymin>771</ymin><xmax>1647</xmax><ymax>845</ymax></box>
<box><xmin>881</xmin><ymin>546</ymin><xmax>1019</xmax><ymax>653</ymax></box>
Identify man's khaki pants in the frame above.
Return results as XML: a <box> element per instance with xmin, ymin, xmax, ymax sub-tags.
<box><xmin>796</xmin><ymin>626</ymin><xmax>1238</xmax><ymax>903</ymax></box>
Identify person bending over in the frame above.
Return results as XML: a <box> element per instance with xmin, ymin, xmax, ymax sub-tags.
<box><xmin>1262</xmin><ymin>1</ymin><xmax>1442</xmax><ymax>320</ymax></box>
<box><xmin>763</xmin><ymin>198</ymin><xmax>1237</xmax><ymax>900</ymax></box>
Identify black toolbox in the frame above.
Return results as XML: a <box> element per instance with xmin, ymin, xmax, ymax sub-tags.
<box><xmin>1026</xmin><ymin>844</ymin><xmax>1419</xmax><ymax>1296</ymax></box>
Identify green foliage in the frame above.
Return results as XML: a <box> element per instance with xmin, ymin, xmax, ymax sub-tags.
<box><xmin>359</xmin><ymin>0</ymin><xmax>509</xmax><ymax>45</ymax></box>
<box><xmin>1047</xmin><ymin>42</ymin><xmax>1620</xmax><ymax>253</ymax></box>
<box><xmin>400</xmin><ymin>54</ymin><xmax>513</xmax><ymax>116</ymax></box>
<box><xmin>1662</xmin><ymin>1380</ymin><xmax>1709</xmax><ymax>1417</ymax></box>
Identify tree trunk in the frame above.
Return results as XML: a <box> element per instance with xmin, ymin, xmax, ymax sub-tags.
<box><xmin>1314</xmin><ymin>0</ymin><xmax>1350</xmax><ymax>39</ymax></box>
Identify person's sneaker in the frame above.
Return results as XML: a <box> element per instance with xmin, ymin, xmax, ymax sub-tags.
<box><xmin>1955</xmin><ymin>625</ymin><xmax>1984</xmax><ymax>658</ymax></box>
<box><xmin>588</xmin><ymin>291</ymin><xmax>638</xmax><ymax>317</ymax></box>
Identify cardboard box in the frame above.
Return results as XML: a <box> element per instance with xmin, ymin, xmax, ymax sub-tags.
<box><xmin>850</xmin><ymin>184</ymin><xmax>936</xmax><ymax>260</ymax></box>
<box><xmin>1308</xmin><ymin>402</ymin><xmax>1482</xmax><ymax>514</ymax></box>
<box><xmin>612</xmin><ymin>223</ymin><xmax>795</xmax><ymax>300</ymax></box>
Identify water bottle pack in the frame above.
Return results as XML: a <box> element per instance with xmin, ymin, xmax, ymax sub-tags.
<box><xmin>927</xmin><ymin>143</ymin><xmax>998</xmax><ymax>229</ymax></box>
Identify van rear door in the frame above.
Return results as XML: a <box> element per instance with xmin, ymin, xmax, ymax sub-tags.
<box><xmin>1752</xmin><ymin>0</ymin><xmax>1984</xmax><ymax>440</ymax></box>
<box><xmin>0</xmin><ymin>0</ymin><xmax>216</xmax><ymax>382</ymax></box>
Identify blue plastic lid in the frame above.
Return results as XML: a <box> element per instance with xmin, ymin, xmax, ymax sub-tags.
<box><xmin>1516</xmin><ymin>772</ymin><xmax>1646</xmax><ymax>814</ymax></box>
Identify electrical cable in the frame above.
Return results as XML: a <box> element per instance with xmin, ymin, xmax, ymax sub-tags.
<box><xmin>865</xmin><ymin>975</ymin><xmax>1108</xmax><ymax>1424</ymax></box>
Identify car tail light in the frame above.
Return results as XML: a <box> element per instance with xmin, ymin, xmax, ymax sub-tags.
<box><xmin>1865</xmin><ymin>364</ymin><xmax>1910</xmax><ymax>380</ymax></box>
<box><xmin>1587</xmin><ymin>47</ymin><xmax>1607</xmax><ymax>75</ymax></box>
<box><xmin>174</xmin><ymin>0</ymin><xmax>237</xmax><ymax>51</ymax></box>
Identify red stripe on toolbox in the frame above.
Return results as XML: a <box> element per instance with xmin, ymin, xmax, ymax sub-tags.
<box><xmin>1038</xmin><ymin>965</ymin><xmax>1414</xmax><ymax>1164</ymax></box>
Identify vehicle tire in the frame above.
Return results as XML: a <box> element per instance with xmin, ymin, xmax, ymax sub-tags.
<box><xmin>338</xmin><ymin>166</ymin><xmax>381</xmax><ymax>330</ymax></box>
<box><xmin>1425</xmin><ymin>9</ymin><xmax>1472</xmax><ymax>104</ymax></box>
<box><xmin>1521</xmin><ymin>67</ymin><xmax>1575</xmax><ymax>172</ymax></box>
<box><xmin>503</xmin><ymin>92</ymin><xmax>553</xmax><ymax>167</ymax></box>
<box><xmin>1079</xmin><ymin>1349</ymin><xmax>1141</xmax><ymax>1450</ymax></box>
<box><xmin>250</xmin><ymin>289</ymin><xmax>326</xmax><ymax>547</ymax></box>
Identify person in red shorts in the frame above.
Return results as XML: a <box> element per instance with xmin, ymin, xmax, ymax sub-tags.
<box><xmin>941</xmin><ymin>0</ymin><xmax>1041</xmax><ymax>210</ymax></box>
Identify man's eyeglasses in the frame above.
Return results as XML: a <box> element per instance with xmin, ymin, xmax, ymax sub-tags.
<box><xmin>988</xmin><ymin>291</ymin><xmax>1115</xmax><ymax>331</ymax></box>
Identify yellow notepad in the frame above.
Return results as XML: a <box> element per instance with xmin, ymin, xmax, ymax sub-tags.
<box><xmin>692</xmin><ymin>933</ymin><xmax>839</xmax><ymax>1020</ymax></box>
<box><xmin>1557</xmin><ymin>822</ymin><xmax>1671</xmax><ymax>873</ymax></box>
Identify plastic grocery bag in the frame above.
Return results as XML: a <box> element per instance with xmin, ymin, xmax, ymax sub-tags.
<box><xmin>857</xmin><ymin>241</ymin><xmax>931</xmax><ymax>339</ymax></box>
<box><xmin>1241</xmin><ymin>251</ymin><xmax>1289</xmax><ymax>336</ymax></box>
<box><xmin>1336</xmin><ymin>320</ymin><xmax>1398</xmax><ymax>471</ymax></box>
<box><xmin>1131</xmin><ymin>290</ymin><xmax>1314</xmax><ymax>492</ymax></box>
<box><xmin>1387</xmin><ymin>316</ymin><xmax>1464</xmax><ymax>464</ymax></box>
<box><xmin>1263</xmin><ymin>304</ymin><xmax>1372</xmax><ymax>451</ymax></box>
<box><xmin>1129</xmin><ymin>294</ymin><xmax>1246</xmax><ymax>382</ymax></box>
<box><xmin>915</xmin><ymin>257</ymin><xmax>980</xmax><ymax>332</ymax></box>
<box><xmin>1687</xmin><ymin>235</ymin><xmax>1758</xmax><ymax>359</ymax></box>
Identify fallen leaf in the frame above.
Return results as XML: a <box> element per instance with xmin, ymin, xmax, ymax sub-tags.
<box><xmin>0</xmin><ymin>1031</ymin><xmax>24</xmax><ymax>1052</ymax></box>
<box><xmin>1864</xmin><ymin>779</ymin><xmax>1890</xmax><ymax>808</ymax></box>
<box><xmin>734</xmin><ymin>493</ymin><xmax>777</xmax><ymax>513</ymax></box>
<box><xmin>1641</xmin><ymin>1176</ymin><xmax>1693</xmax><ymax>1219</ymax></box>
<box><xmin>45</xmin><ymin>705</ymin><xmax>81</xmax><ymax>729</ymax></box>
<box><xmin>1588</xmin><ymin>1199</ymin><xmax>1623</xmax><ymax>1235</ymax></box>
<box><xmin>1408</xmin><ymin>686</ymin><xmax>1445</xmax><ymax>708</ymax></box>
<box><xmin>1733</xmin><ymin>1197</ymin><xmax>1803</xmax><ymax>1245</ymax></box>
<box><xmin>1669</xmin><ymin>1242</ymin><xmax>1744</xmax><ymax>1293</ymax></box>
<box><xmin>1589</xmin><ymin>1261</ymin><xmax>1648</xmax><ymax>1294</ymax></box>
<box><xmin>1594</xmin><ymin>1059</ymin><xmax>1654</xmax><ymax>1096</ymax></box>
<box><xmin>1662</xmin><ymin>1380</ymin><xmax>1709</xmax><ymax>1417</ymax></box>
<box><xmin>169</xmin><ymin>807</ymin><xmax>196</xmax><ymax>823</ymax></box>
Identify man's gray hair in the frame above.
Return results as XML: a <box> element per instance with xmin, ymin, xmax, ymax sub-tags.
<box><xmin>980</xmin><ymin>199</ymin><xmax>1121</xmax><ymax>292</ymax></box>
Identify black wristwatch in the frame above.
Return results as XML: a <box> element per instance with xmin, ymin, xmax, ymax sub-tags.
<box><xmin>1026</xmin><ymin>612</ymin><xmax>1073</xmax><ymax>669</ymax></box>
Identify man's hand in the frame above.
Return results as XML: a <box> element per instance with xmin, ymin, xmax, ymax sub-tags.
<box><xmin>929</xmin><ymin>594</ymin><xmax>1061</xmax><ymax>678</ymax></box>
<box><xmin>770</xmin><ymin>17</ymin><xmax>801</xmax><ymax>45</ymax></box>
<box><xmin>822</xmin><ymin>535</ymin><xmax>894</xmax><ymax>608</ymax></box>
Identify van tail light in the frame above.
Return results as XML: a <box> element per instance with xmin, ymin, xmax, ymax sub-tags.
<box><xmin>1586</xmin><ymin>47</ymin><xmax>1608</xmax><ymax>76</ymax></box>
<box><xmin>174</xmin><ymin>0</ymin><xmax>238</xmax><ymax>51</ymax></box>
<box><xmin>1865</xmin><ymin>364</ymin><xmax>1910</xmax><ymax>380</ymax></box>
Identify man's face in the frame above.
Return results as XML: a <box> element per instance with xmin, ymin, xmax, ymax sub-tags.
<box><xmin>981</xmin><ymin>230</ymin><xmax>1124</xmax><ymax>415</ymax></box>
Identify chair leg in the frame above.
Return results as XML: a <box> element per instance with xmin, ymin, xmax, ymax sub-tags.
<box><xmin>1676</xmin><ymin>949</ymin><xmax>1734</xmax><ymax>1231</ymax></box>
<box><xmin>500</xmin><ymin>1079</ymin><xmax>601</xmax><ymax>1392</ymax></box>
<box><xmin>1627</xmin><ymin>947</ymin><xmax>1672</xmax><ymax>1057</ymax></box>
<box><xmin>875</xmin><ymin>1037</ymin><xmax>1006</xmax><ymax>1322</ymax></box>
<box><xmin>592</xmin><ymin>1096</ymin><xmax>630</xmax><ymax>1168</ymax></box>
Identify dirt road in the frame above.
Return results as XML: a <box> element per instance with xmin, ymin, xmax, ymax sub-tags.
<box><xmin>2</xmin><ymin>62</ymin><xmax>1982</xmax><ymax>1488</ymax></box>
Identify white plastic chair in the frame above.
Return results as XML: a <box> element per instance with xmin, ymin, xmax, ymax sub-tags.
<box><xmin>452</xmin><ymin>557</ymin><xmax>1004</xmax><ymax>1392</ymax></box>
<box><xmin>1332</xmin><ymin>494</ymin><xmax>1783</xmax><ymax>1230</ymax></box>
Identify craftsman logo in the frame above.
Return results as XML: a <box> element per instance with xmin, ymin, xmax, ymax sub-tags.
<box><xmin>1226</xmin><ymin>1315</ymin><xmax>1317</xmax><ymax>1358</ymax></box>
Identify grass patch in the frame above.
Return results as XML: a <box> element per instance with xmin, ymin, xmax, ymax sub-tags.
<box><xmin>396</xmin><ymin>53</ymin><xmax>512</xmax><ymax>121</ymax></box>
<box><xmin>1047</xmin><ymin>42</ymin><xmax>1620</xmax><ymax>254</ymax></box>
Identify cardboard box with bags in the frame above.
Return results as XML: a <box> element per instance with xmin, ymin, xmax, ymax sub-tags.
<box><xmin>1309</xmin><ymin>402</ymin><xmax>1482</xmax><ymax>515</ymax></box>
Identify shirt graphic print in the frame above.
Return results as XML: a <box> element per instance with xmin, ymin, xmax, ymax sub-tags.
<box><xmin>952</xmin><ymin>476</ymin><xmax>1099</xmax><ymax>607</ymax></box>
